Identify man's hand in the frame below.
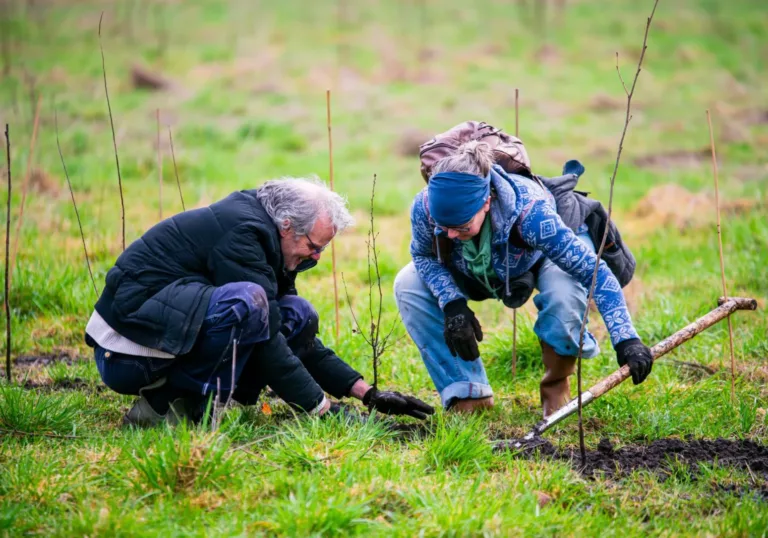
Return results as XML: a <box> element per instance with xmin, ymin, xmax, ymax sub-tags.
<box><xmin>615</xmin><ymin>338</ymin><xmax>653</xmax><ymax>385</ymax></box>
<box><xmin>443</xmin><ymin>300</ymin><xmax>483</xmax><ymax>361</ymax></box>
<box><xmin>363</xmin><ymin>388</ymin><xmax>435</xmax><ymax>420</ymax></box>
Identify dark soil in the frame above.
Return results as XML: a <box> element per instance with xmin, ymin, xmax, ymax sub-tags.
<box><xmin>495</xmin><ymin>436</ymin><xmax>768</xmax><ymax>480</ymax></box>
<box><xmin>22</xmin><ymin>377</ymin><xmax>105</xmax><ymax>393</ymax></box>
<box><xmin>12</xmin><ymin>352</ymin><xmax>77</xmax><ymax>368</ymax></box>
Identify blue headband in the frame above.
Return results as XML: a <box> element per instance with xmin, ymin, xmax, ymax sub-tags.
<box><xmin>427</xmin><ymin>171</ymin><xmax>490</xmax><ymax>227</ymax></box>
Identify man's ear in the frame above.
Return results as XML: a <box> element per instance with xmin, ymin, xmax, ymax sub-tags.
<box><xmin>483</xmin><ymin>197</ymin><xmax>492</xmax><ymax>212</ymax></box>
<box><xmin>279</xmin><ymin>221</ymin><xmax>292</xmax><ymax>238</ymax></box>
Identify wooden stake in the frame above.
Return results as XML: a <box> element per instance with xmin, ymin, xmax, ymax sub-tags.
<box><xmin>156</xmin><ymin>109</ymin><xmax>162</xmax><ymax>221</ymax></box>
<box><xmin>4</xmin><ymin>124</ymin><xmax>12</xmax><ymax>381</ymax></box>
<box><xmin>326</xmin><ymin>90</ymin><xmax>340</xmax><ymax>347</ymax></box>
<box><xmin>9</xmin><ymin>94</ymin><xmax>41</xmax><ymax>285</ymax></box>
<box><xmin>168</xmin><ymin>127</ymin><xmax>185</xmax><ymax>211</ymax></box>
<box><xmin>511</xmin><ymin>88</ymin><xmax>519</xmax><ymax>378</ymax></box>
<box><xmin>99</xmin><ymin>13</ymin><xmax>126</xmax><ymax>251</ymax></box>
<box><xmin>706</xmin><ymin>109</ymin><xmax>736</xmax><ymax>403</ymax></box>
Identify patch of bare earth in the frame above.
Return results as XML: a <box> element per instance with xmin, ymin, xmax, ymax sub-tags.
<box><xmin>627</xmin><ymin>184</ymin><xmax>755</xmax><ymax>232</ymax></box>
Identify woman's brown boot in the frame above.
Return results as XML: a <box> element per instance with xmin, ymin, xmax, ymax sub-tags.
<box><xmin>540</xmin><ymin>341</ymin><xmax>577</xmax><ymax>418</ymax></box>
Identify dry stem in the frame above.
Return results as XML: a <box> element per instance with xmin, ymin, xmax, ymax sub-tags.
<box><xmin>574</xmin><ymin>0</ymin><xmax>660</xmax><ymax>465</ymax></box>
<box><xmin>156</xmin><ymin>109</ymin><xmax>162</xmax><ymax>221</ymax></box>
<box><xmin>9</xmin><ymin>94</ymin><xmax>41</xmax><ymax>286</ymax></box>
<box><xmin>512</xmin><ymin>87</ymin><xmax>520</xmax><ymax>377</ymax></box>
<box><xmin>4</xmin><ymin>124</ymin><xmax>11</xmax><ymax>381</ymax></box>
<box><xmin>56</xmin><ymin>110</ymin><xmax>98</xmax><ymax>297</ymax></box>
<box><xmin>168</xmin><ymin>127</ymin><xmax>185</xmax><ymax>211</ymax></box>
<box><xmin>326</xmin><ymin>90</ymin><xmax>340</xmax><ymax>348</ymax></box>
<box><xmin>99</xmin><ymin>12</ymin><xmax>126</xmax><ymax>251</ymax></box>
<box><xmin>706</xmin><ymin>109</ymin><xmax>735</xmax><ymax>403</ymax></box>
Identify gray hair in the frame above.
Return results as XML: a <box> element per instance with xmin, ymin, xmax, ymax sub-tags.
<box><xmin>256</xmin><ymin>176</ymin><xmax>355</xmax><ymax>236</ymax></box>
<box><xmin>432</xmin><ymin>140</ymin><xmax>495</xmax><ymax>177</ymax></box>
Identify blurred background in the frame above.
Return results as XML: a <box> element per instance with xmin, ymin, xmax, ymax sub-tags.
<box><xmin>0</xmin><ymin>0</ymin><xmax>766</xmax><ymax>361</ymax></box>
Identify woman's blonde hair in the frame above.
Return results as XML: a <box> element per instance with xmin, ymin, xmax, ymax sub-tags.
<box><xmin>431</xmin><ymin>140</ymin><xmax>495</xmax><ymax>178</ymax></box>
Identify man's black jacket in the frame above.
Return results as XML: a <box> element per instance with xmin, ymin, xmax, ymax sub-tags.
<box><xmin>92</xmin><ymin>189</ymin><xmax>361</xmax><ymax>409</ymax></box>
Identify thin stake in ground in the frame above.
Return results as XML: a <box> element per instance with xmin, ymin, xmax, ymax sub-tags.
<box><xmin>168</xmin><ymin>127</ymin><xmax>185</xmax><ymax>211</ymax></box>
<box><xmin>574</xmin><ymin>0</ymin><xmax>660</xmax><ymax>465</ymax></box>
<box><xmin>55</xmin><ymin>110</ymin><xmax>98</xmax><ymax>297</ymax></box>
<box><xmin>99</xmin><ymin>12</ymin><xmax>126</xmax><ymax>251</ymax></box>
<box><xmin>4</xmin><ymin>124</ymin><xmax>11</xmax><ymax>381</ymax></box>
<box><xmin>326</xmin><ymin>90</ymin><xmax>340</xmax><ymax>347</ymax></box>
<box><xmin>512</xmin><ymin>88</ymin><xmax>520</xmax><ymax>377</ymax></box>
<box><xmin>9</xmin><ymin>95</ymin><xmax>41</xmax><ymax>286</ymax></box>
<box><xmin>157</xmin><ymin>109</ymin><xmax>162</xmax><ymax>221</ymax></box>
<box><xmin>706</xmin><ymin>109</ymin><xmax>736</xmax><ymax>403</ymax></box>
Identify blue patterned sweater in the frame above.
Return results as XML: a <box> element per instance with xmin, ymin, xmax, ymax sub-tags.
<box><xmin>409</xmin><ymin>165</ymin><xmax>639</xmax><ymax>348</ymax></box>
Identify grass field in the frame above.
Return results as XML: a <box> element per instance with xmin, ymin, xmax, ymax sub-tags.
<box><xmin>1</xmin><ymin>0</ymin><xmax>767</xmax><ymax>535</ymax></box>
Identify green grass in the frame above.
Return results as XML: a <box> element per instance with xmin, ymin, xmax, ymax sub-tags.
<box><xmin>1</xmin><ymin>0</ymin><xmax>767</xmax><ymax>535</ymax></box>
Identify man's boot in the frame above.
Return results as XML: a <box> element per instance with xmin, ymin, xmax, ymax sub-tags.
<box><xmin>540</xmin><ymin>341</ymin><xmax>577</xmax><ymax>418</ymax></box>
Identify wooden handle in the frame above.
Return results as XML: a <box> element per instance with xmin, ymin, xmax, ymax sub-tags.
<box><xmin>588</xmin><ymin>297</ymin><xmax>757</xmax><ymax>399</ymax></box>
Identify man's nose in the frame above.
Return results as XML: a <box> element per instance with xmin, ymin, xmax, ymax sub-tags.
<box><xmin>447</xmin><ymin>229</ymin><xmax>460</xmax><ymax>240</ymax></box>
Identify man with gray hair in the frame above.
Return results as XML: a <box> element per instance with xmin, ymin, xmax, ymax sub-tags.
<box><xmin>85</xmin><ymin>177</ymin><xmax>433</xmax><ymax>426</ymax></box>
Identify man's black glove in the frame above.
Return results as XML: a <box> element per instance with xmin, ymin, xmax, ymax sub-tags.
<box><xmin>615</xmin><ymin>338</ymin><xmax>653</xmax><ymax>385</ymax></box>
<box><xmin>443</xmin><ymin>300</ymin><xmax>483</xmax><ymax>361</ymax></box>
<box><xmin>363</xmin><ymin>388</ymin><xmax>435</xmax><ymax>420</ymax></box>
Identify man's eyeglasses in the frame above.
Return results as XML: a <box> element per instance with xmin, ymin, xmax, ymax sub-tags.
<box><xmin>305</xmin><ymin>234</ymin><xmax>329</xmax><ymax>254</ymax></box>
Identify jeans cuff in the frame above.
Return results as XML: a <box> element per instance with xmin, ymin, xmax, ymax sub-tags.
<box><xmin>440</xmin><ymin>381</ymin><xmax>493</xmax><ymax>410</ymax></box>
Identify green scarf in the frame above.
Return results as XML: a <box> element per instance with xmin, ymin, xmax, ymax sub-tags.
<box><xmin>461</xmin><ymin>216</ymin><xmax>499</xmax><ymax>298</ymax></box>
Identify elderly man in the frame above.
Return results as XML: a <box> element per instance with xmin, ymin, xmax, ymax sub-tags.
<box><xmin>85</xmin><ymin>177</ymin><xmax>433</xmax><ymax>426</ymax></box>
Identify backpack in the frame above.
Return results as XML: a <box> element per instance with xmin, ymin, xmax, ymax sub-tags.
<box><xmin>419</xmin><ymin>121</ymin><xmax>533</xmax><ymax>181</ymax></box>
<box><xmin>418</xmin><ymin>120</ymin><xmax>635</xmax><ymax>290</ymax></box>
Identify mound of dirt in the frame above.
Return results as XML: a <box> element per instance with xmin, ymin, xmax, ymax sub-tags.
<box><xmin>395</xmin><ymin>128</ymin><xmax>430</xmax><ymax>157</ymax></box>
<box><xmin>12</xmin><ymin>352</ymin><xmax>76</xmax><ymax>368</ymax></box>
<box><xmin>495</xmin><ymin>436</ymin><xmax>768</xmax><ymax>480</ymax></box>
<box><xmin>634</xmin><ymin>148</ymin><xmax>710</xmax><ymax>170</ymax></box>
<box><xmin>131</xmin><ymin>64</ymin><xmax>171</xmax><ymax>91</ymax></box>
<box><xmin>628</xmin><ymin>184</ymin><xmax>755</xmax><ymax>232</ymax></box>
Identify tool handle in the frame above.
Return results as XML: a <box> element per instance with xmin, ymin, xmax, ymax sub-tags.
<box><xmin>536</xmin><ymin>297</ymin><xmax>757</xmax><ymax>435</ymax></box>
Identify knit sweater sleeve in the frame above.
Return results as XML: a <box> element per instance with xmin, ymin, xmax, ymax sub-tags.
<box><xmin>409</xmin><ymin>192</ymin><xmax>467</xmax><ymax>310</ymax></box>
<box><xmin>519</xmin><ymin>199</ymin><xmax>640</xmax><ymax>347</ymax></box>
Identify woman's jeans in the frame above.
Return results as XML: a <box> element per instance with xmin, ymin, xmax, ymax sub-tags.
<box><xmin>394</xmin><ymin>232</ymin><xmax>600</xmax><ymax>409</ymax></box>
<box><xmin>91</xmin><ymin>282</ymin><xmax>317</xmax><ymax>403</ymax></box>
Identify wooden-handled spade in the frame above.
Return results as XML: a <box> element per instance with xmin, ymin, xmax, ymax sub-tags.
<box><xmin>498</xmin><ymin>297</ymin><xmax>758</xmax><ymax>450</ymax></box>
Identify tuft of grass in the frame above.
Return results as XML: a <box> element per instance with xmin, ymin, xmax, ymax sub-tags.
<box><xmin>421</xmin><ymin>413</ymin><xmax>493</xmax><ymax>473</ymax></box>
<box><xmin>125</xmin><ymin>425</ymin><xmax>242</xmax><ymax>496</ymax></box>
<box><xmin>0</xmin><ymin>384</ymin><xmax>82</xmax><ymax>435</ymax></box>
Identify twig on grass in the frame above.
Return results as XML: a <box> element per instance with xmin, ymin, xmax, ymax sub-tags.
<box><xmin>99</xmin><ymin>12</ymin><xmax>126</xmax><ymax>251</ymax></box>
<box><xmin>706</xmin><ymin>109</ymin><xmax>736</xmax><ymax>403</ymax></box>
<box><xmin>326</xmin><ymin>90</ymin><xmax>341</xmax><ymax>348</ymax></box>
<box><xmin>574</xmin><ymin>0</ymin><xmax>660</xmax><ymax>465</ymax></box>
<box><xmin>0</xmin><ymin>427</ymin><xmax>83</xmax><ymax>440</ymax></box>
<box><xmin>168</xmin><ymin>127</ymin><xmax>185</xmax><ymax>211</ymax></box>
<box><xmin>9</xmin><ymin>94</ymin><xmax>40</xmax><ymax>286</ymax></box>
<box><xmin>4</xmin><ymin>124</ymin><xmax>11</xmax><ymax>382</ymax></box>
<box><xmin>55</xmin><ymin>109</ymin><xmax>98</xmax><ymax>297</ymax></box>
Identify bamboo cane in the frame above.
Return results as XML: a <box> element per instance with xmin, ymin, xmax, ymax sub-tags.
<box><xmin>326</xmin><ymin>90</ymin><xmax>340</xmax><ymax>347</ymax></box>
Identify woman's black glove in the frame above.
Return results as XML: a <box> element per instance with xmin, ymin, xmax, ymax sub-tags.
<box><xmin>615</xmin><ymin>338</ymin><xmax>653</xmax><ymax>385</ymax></box>
<box><xmin>363</xmin><ymin>388</ymin><xmax>435</xmax><ymax>420</ymax></box>
<box><xmin>443</xmin><ymin>300</ymin><xmax>483</xmax><ymax>361</ymax></box>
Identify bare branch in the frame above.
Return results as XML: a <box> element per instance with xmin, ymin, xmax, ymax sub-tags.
<box><xmin>168</xmin><ymin>127</ymin><xmax>185</xmax><ymax>211</ymax></box>
<box><xmin>56</xmin><ymin>109</ymin><xmax>98</xmax><ymax>297</ymax></box>
<box><xmin>156</xmin><ymin>109</ymin><xmax>162</xmax><ymax>222</ymax></box>
<box><xmin>341</xmin><ymin>272</ymin><xmax>372</xmax><ymax>347</ymax></box>
<box><xmin>616</xmin><ymin>52</ymin><xmax>629</xmax><ymax>96</ymax></box>
<box><xmin>575</xmin><ymin>0</ymin><xmax>660</xmax><ymax>465</ymax></box>
<box><xmin>99</xmin><ymin>12</ymin><xmax>126</xmax><ymax>251</ymax></box>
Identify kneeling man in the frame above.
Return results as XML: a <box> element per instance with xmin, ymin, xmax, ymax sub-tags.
<box><xmin>86</xmin><ymin>177</ymin><xmax>433</xmax><ymax>426</ymax></box>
